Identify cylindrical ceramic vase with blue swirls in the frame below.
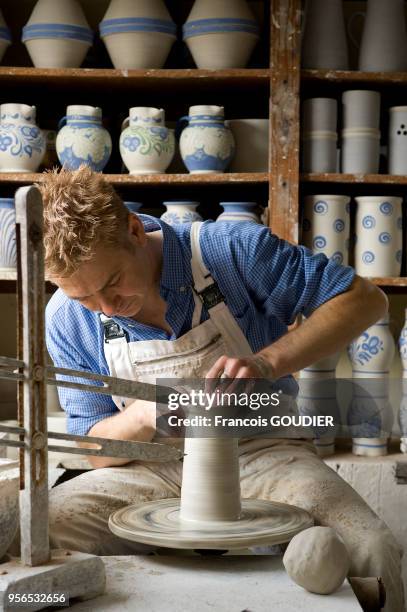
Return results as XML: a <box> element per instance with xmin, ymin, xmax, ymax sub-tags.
<box><xmin>216</xmin><ymin>202</ymin><xmax>260</xmax><ymax>223</ymax></box>
<box><xmin>22</xmin><ymin>0</ymin><xmax>93</xmax><ymax>68</ymax></box>
<box><xmin>0</xmin><ymin>103</ymin><xmax>45</xmax><ymax>172</ymax></box>
<box><xmin>0</xmin><ymin>198</ymin><xmax>16</xmax><ymax>269</ymax></box>
<box><xmin>302</xmin><ymin>194</ymin><xmax>350</xmax><ymax>265</ymax></box>
<box><xmin>56</xmin><ymin>105</ymin><xmax>112</xmax><ymax>172</ymax></box>
<box><xmin>160</xmin><ymin>201</ymin><xmax>202</xmax><ymax>225</ymax></box>
<box><xmin>99</xmin><ymin>0</ymin><xmax>177</xmax><ymax>69</ymax></box>
<box><xmin>183</xmin><ymin>0</ymin><xmax>259</xmax><ymax>69</ymax></box>
<box><xmin>355</xmin><ymin>196</ymin><xmax>402</xmax><ymax>277</ymax></box>
<box><xmin>120</xmin><ymin>107</ymin><xmax>174</xmax><ymax>175</ymax></box>
<box><xmin>179</xmin><ymin>105</ymin><xmax>235</xmax><ymax>174</ymax></box>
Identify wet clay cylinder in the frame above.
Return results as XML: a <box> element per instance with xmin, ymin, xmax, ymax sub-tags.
<box><xmin>180</xmin><ymin>437</ymin><xmax>241</xmax><ymax>522</ymax></box>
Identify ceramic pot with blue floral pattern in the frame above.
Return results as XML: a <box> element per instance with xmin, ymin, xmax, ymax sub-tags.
<box><xmin>355</xmin><ymin>196</ymin><xmax>402</xmax><ymax>277</ymax></box>
<box><xmin>160</xmin><ymin>201</ymin><xmax>202</xmax><ymax>225</ymax></box>
<box><xmin>0</xmin><ymin>104</ymin><xmax>45</xmax><ymax>173</ymax></box>
<box><xmin>302</xmin><ymin>194</ymin><xmax>351</xmax><ymax>265</ymax></box>
<box><xmin>179</xmin><ymin>105</ymin><xmax>235</xmax><ymax>174</ymax></box>
<box><xmin>348</xmin><ymin>314</ymin><xmax>396</xmax><ymax>377</ymax></box>
<box><xmin>56</xmin><ymin>105</ymin><xmax>112</xmax><ymax>172</ymax></box>
<box><xmin>120</xmin><ymin>107</ymin><xmax>174</xmax><ymax>175</ymax></box>
<box><xmin>0</xmin><ymin>198</ymin><xmax>16</xmax><ymax>268</ymax></box>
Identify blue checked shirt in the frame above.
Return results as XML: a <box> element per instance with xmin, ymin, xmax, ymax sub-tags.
<box><xmin>46</xmin><ymin>215</ymin><xmax>355</xmax><ymax>436</ymax></box>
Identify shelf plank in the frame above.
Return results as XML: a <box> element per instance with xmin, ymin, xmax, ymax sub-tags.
<box><xmin>0</xmin><ymin>67</ymin><xmax>270</xmax><ymax>92</ymax></box>
<box><xmin>301</xmin><ymin>173</ymin><xmax>407</xmax><ymax>185</ymax></box>
<box><xmin>0</xmin><ymin>172</ymin><xmax>269</xmax><ymax>186</ymax></box>
<box><xmin>302</xmin><ymin>69</ymin><xmax>407</xmax><ymax>85</ymax></box>
<box><xmin>371</xmin><ymin>278</ymin><xmax>407</xmax><ymax>287</ymax></box>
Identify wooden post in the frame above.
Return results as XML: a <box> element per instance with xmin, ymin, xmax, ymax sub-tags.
<box><xmin>269</xmin><ymin>0</ymin><xmax>302</xmax><ymax>243</ymax></box>
<box><xmin>15</xmin><ymin>185</ymin><xmax>50</xmax><ymax>566</ymax></box>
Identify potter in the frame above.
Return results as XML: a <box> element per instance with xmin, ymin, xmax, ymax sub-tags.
<box><xmin>27</xmin><ymin>165</ymin><xmax>403</xmax><ymax>611</ymax></box>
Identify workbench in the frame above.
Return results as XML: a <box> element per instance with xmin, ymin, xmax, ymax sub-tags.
<box><xmin>68</xmin><ymin>555</ymin><xmax>362</xmax><ymax>611</ymax></box>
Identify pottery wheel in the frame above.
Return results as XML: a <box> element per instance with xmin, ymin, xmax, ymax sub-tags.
<box><xmin>109</xmin><ymin>498</ymin><xmax>313</xmax><ymax>549</ymax></box>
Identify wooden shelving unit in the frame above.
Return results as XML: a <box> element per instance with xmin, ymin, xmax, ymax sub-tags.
<box><xmin>302</xmin><ymin>173</ymin><xmax>407</xmax><ymax>185</ymax></box>
<box><xmin>302</xmin><ymin>69</ymin><xmax>407</xmax><ymax>86</ymax></box>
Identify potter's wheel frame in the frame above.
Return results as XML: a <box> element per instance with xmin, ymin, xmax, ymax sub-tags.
<box><xmin>109</xmin><ymin>498</ymin><xmax>313</xmax><ymax>549</ymax></box>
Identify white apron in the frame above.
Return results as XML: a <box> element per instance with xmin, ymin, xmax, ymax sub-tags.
<box><xmin>101</xmin><ymin>222</ymin><xmax>254</xmax><ymax>410</ymax></box>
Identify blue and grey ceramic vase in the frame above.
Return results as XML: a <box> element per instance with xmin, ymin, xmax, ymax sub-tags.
<box><xmin>0</xmin><ymin>104</ymin><xmax>45</xmax><ymax>173</ymax></box>
<box><xmin>56</xmin><ymin>105</ymin><xmax>112</xmax><ymax>172</ymax></box>
<box><xmin>179</xmin><ymin>105</ymin><xmax>235</xmax><ymax>174</ymax></box>
<box><xmin>0</xmin><ymin>198</ymin><xmax>16</xmax><ymax>268</ymax></box>
<box><xmin>216</xmin><ymin>201</ymin><xmax>260</xmax><ymax>222</ymax></box>
<box><xmin>160</xmin><ymin>201</ymin><xmax>202</xmax><ymax>225</ymax></box>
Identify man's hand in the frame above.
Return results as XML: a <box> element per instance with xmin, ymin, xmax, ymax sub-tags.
<box><xmin>205</xmin><ymin>354</ymin><xmax>275</xmax><ymax>394</ymax></box>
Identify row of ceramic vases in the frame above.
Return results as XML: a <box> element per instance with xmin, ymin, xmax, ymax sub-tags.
<box><xmin>0</xmin><ymin>199</ymin><xmax>263</xmax><ymax>269</ymax></box>
<box><xmin>0</xmin><ymin>103</ymin><xmax>268</xmax><ymax>175</ymax></box>
<box><xmin>302</xmin><ymin>92</ymin><xmax>407</xmax><ymax>175</ymax></box>
<box><xmin>0</xmin><ymin>0</ymin><xmax>261</xmax><ymax>70</ymax></box>
<box><xmin>299</xmin><ymin>311</ymin><xmax>407</xmax><ymax>458</ymax></box>
<box><xmin>302</xmin><ymin>0</ymin><xmax>407</xmax><ymax>72</ymax></box>
<box><xmin>302</xmin><ymin>194</ymin><xmax>404</xmax><ymax>278</ymax></box>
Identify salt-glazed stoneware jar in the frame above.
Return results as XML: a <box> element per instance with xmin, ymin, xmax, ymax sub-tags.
<box><xmin>0</xmin><ymin>199</ymin><xmax>16</xmax><ymax>269</ymax></box>
<box><xmin>0</xmin><ymin>104</ymin><xmax>45</xmax><ymax>173</ymax></box>
<box><xmin>160</xmin><ymin>201</ymin><xmax>202</xmax><ymax>225</ymax></box>
<box><xmin>302</xmin><ymin>0</ymin><xmax>349</xmax><ymax>70</ymax></box>
<box><xmin>348</xmin><ymin>315</ymin><xmax>396</xmax><ymax>377</ymax></box>
<box><xmin>99</xmin><ymin>0</ymin><xmax>177</xmax><ymax>69</ymax></box>
<box><xmin>120</xmin><ymin>107</ymin><xmax>174</xmax><ymax>175</ymax></box>
<box><xmin>399</xmin><ymin>308</ymin><xmax>407</xmax><ymax>377</ymax></box>
<box><xmin>22</xmin><ymin>0</ymin><xmax>93</xmax><ymax>68</ymax></box>
<box><xmin>56</xmin><ymin>105</ymin><xmax>112</xmax><ymax>172</ymax></box>
<box><xmin>179</xmin><ymin>106</ymin><xmax>235</xmax><ymax>174</ymax></box>
<box><xmin>0</xmin><ymin>10</ymin><xmax>11</xmax><ymax>63</ymax></box>
<box><xmin>216</xmin><ymin>202</ymin><xmax>260</xmax><ymax>223</ymax></box>
<box><xmin>302</xmin><ymin>195</ymin><xmax>351</xmax><ymax>266</ymax></box>
<box><xmin>183</xmin><ymin>0</ymin><xmax>259</xmax><ymax>69</ymax></box>
<box><xmin>354</xmin><ymin>196</ymin><xmax>403</xmax><ymax>277</ymax></box>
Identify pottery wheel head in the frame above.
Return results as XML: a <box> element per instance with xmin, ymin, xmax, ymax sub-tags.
<box><xmin>109</xmin><ymin>498</ymin><xmax>313</xmax><ymax>550</ymax></box>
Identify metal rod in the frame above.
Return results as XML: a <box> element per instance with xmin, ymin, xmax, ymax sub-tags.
<box><xmin>0</xmin><ymin>371</ymin><xmax>25</xmax><ymax>382</ymax></box>
<box><xmin>0</xmin><ymin>424</ymin><xmax>25</xmax><ymax>434</ymax></box>
<box><xmin>0</xmin><ymin>438</ymin><xmax>24</xmax><ymax>449</ymax></box>
<box><xmin>0</xmin><ymin>356</ymin><xmax>24</xmax><ymax>368</ymax></box>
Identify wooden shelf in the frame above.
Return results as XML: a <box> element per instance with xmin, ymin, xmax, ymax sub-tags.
<box><xmin>0</xmin><ymin>172</ymin><xmax>269</xmax><ymax>187</ymax></box>
<box><xmin>302</xmin><ymin>69</ymin><xmax>407</xmax><ymax>85</ymax></box>
<box><xmin>371</xmin><ymin>278</ymin><xmax>407</xmax><ymax>288</ymax></box>
<box><xmin>0</xmin><ymin>67</ymin><xmax>270</xmax><ymax>93</ymax></box>
<box><xmin>301</xmin><ymin>173</ymin><xmax>407</xmax><ymax>185</ymax></box>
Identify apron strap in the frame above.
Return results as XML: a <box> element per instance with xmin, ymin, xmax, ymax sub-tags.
<box><xmin>189</xmin><ymin>222</ymin><xmax>253</xmax><ymax>358</ymax></box>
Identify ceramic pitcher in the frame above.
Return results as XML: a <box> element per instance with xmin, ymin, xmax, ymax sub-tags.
<box><xmin>183</xmin><ymin>0</ymin><xmax>259</xmax><ymax>69</ymax></box>
<box><xmin>0</xmin><ymin>103</ymin><xmax>45</xmax><ymax>173</ymax></box>
<box><xmin>301</xmin><ymin>0</ymin><xmax>349</xmax><ymax>70</ymax></box>
<box><xmin>349</xmin><ymin>0</ymin><xmax>407</xmax><ymax>71</ymax></box>
<box><xmin>120</xmin><ymin>107</ymin><xmax>174</xmax><ymax>175</ymax></box>
<box><xmin>56</xmin><ymin>105</ymin><xmax>112</xmax><ymax>172</ymax></box>
<box><xmin>160</xmin><ymin>201</ymin><xmax>203</xmax><ymax>225</ymax></box>
<box><xmin>0</xmin><ymin>199</ymin><xmax>16</xmax><ymax>268</ymax></box>
<box><xmin>179</xmin><ymin>106</ymin><xmax>235</xmax><ymax>174</ymax></box>
<box><xmin>100</xmin><ymin>0</ymin><xmax>176</xmax><ymax>69</ymax></box>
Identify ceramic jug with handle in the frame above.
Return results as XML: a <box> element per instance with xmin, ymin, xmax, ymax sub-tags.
<box><xmin>0</xmin><ymin>103</ymin><xmax>45</xmax><ymax>172</ymax></box>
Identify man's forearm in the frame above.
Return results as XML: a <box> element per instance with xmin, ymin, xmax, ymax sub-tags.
<box><xmin>258</xmin><ymin>275</ymin><xmax>388</xmax><ymax>380</ymax></box>
<box><xmin>84</xmin><ymin>399</ymin><xmax>156</xmax><ymax>468</ymax></box>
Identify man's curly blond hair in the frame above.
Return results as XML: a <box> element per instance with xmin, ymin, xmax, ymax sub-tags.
<box><xmin>37</xmin><ymin>165</ymin><xmax>129</xmax><ymax>279</ymax></box>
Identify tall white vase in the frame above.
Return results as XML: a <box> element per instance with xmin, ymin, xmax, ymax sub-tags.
<box><xmin>298</xmin><ymin>376</ymin><xmax>339</xmax><ymax>457</ymax></box>
<box><xmin>100</xmin><ymin>0</ymin><xmax>177</xmax><ymax>69</ymax></box>
<box><xmin>22</xmin><ymin>0</ymin><xmax>93</xmax><ymax>68</ymax></box>
<box><xmin>400</xmin><ymin>379</ymin><xmax>407</xmax><ymax>453</ymax></box>
<box><xmin>399</xmin><ymin>308</ymin><xmax>407</xmax><ymax>377</ymax></box>
<box><xmin>0</xmin><ymin>104</ymin><xmax>45</xmax><ymax>172</ymax></box>
<box><xmin>0</xmin><ymin>199</ymin><xmax>16</xmax><ymax>269</ymax></box>
<box><xmin>302</xmin><ymin>0</ymin><xmax>349</xmax><ymax>70</ymax></box>
<box><xmin>302</xmin><ymin>195</ymin><xmax>350</xmax><ymax>265</ymax></box>
<box><xmin>348</xmin><ymin>315</ymin><xmax>396</xmax><ymax>377</ymax></box>
<box><xmin>183</xmin><ymin>0</ymin><xmax>259</xmax><ymax>69</ymax></box>
<box><xmin>357</xmin><ymin>0</ymin><xmax>407</xmax><ymax>72</ymax></box>
<box><xmin>354</xmin><ymin>196</ymin><xmax>402</xmax><ymax>277</ymax></box>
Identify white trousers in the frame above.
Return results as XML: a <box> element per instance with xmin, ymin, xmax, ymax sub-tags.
<box><xmin>47</xmin><ymin>440</ymin><xmax>403</xmax><ymax>612</ymax></box>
